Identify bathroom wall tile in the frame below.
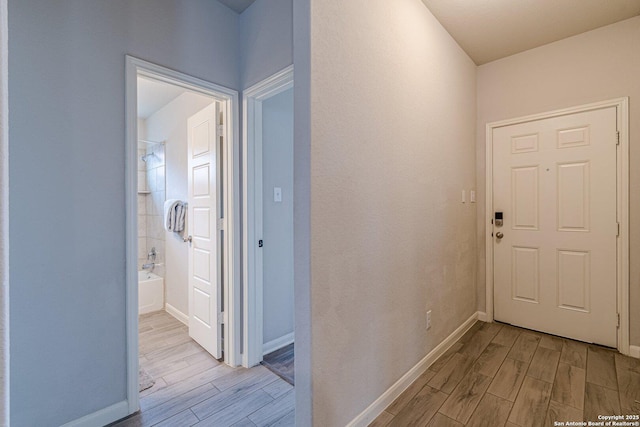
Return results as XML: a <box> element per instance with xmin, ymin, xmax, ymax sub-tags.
<box><xmin>138</xmin><ymin>171</ymin><xmax>147</xmax><ymax>192</ymax></box>
<box><xmin>146</xmin><ymin>167</ymin><xmax>156</xmax><ymax>192</ymax></box>
<box><xmin>138</xmin><ymin>195</ymin><xmax>147</xmax><ymax>215</ymax></box>
<box><xmin>138</xmin><ymin>237</ymin><xmax>146</xmax><ymax>260</ymax></box>
<box><xmin>156</xmin><ymin>167</ymin><xmax>165</xmax><ymax>191</ymax></box>
<box><xmin>146</xmin><ymin>195</ymin><xmax>155</xmax><ymax>216</ymax></box>
<box><xmin>154</xmin><ymin>264</ymin><xmax>165</xmax><ymax>278</ymax></box>
<box><xmin>138</xmin><ymin>215</ymin><xmax>147</xmax><ymax>238</ymax></box>
<box><xmin>138</xmin><ymin>149</ymin><xmax>146</xmax><ymax>172</ymax></box>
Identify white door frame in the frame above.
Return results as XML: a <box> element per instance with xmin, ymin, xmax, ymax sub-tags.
<box><xmin>0</xmin><ymin>0</ymin><xmax>9</xmax><ymax>423</ymax></box>
<box><xmin>485</xmin><ymin>97</ymin><xmax>630</xmax><ymax>355</ymax></box>
<box><xmin>125</xmin><ymin>56</ymin><xmax>241</xmax><ymax>414</ymax></box>
<box><xmin>242</xmin><ymin>65</ymin><xmax>293</xmax><ymax>368</ymax></box>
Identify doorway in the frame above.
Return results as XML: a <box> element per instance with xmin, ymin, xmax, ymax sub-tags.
<box><xmin>485</xmin><ymin>98</ymin><xmax>630</xmax><ymax>354</ymax></box>
<box><xmin>125</xmin><ymin>56</ymin><xmax>241</xmax><ymax>414</ymax></box>
<box><xmin>243</xmin><ymin>66</ymin><xmax>295</xmax><ymax>371</ymax></box>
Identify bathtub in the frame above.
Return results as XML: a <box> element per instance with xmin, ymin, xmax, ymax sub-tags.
<box><xmin>138</xmin><ymin>271</ymin><xmax>164</xmax><ymax>314</ymax></box>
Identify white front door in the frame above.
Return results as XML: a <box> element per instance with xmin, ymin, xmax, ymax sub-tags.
<box><xmin>492</xmin><ymin>106</ymin><xmax>618</xmax><ymax>347</ymax></box>
<box><xmin>187</xmin><ymin>102</ymin><xmax>223</xmax><ymax>358</ymax></box>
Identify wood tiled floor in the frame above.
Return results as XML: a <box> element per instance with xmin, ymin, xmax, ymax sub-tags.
<box><xmin>371</xmin><ymin>321</ymin><xmax>640</xmax><ymax>427</ymax></box>
<box><xmin>111</xmin><ymin>311</ymin><xmax>295</xmax><ymax>427</ymax></box>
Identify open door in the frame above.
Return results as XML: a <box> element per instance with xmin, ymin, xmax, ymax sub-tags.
<box><xmin>187</xmin><ymin>102</ymin><xmax>223</xmax><ymax>358</ymax></box>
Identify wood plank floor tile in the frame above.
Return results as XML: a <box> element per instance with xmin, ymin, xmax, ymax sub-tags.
<box><xmin>586</xmin><ymin>346</ymin><xmax>618</xmax><ymax>390</ymax></box>
<box><xmin>508</xmin><ymin>376</ymin><xmax>552</xmax><ymax>427</ymax></box>
<box><xmin>162</xmin><ymin>357</ymin><xmax>220</xmax><ymax>385</ymax></box>
<box><xmin>478</xmin><ymin>321</ymin><xmax>503</xmax><ymax>337</ymax></box>
<box><xmin>426</xmin><ymin>413</ymin><xmax>463</xmax><ymax>427</ymax></box>
<box><xmin>492</xmin><ymin>325</ymin><xmax>521</xmax><ymax>348</ymax></box>
<box><xmin>538</xmin><ymin>335</ymin><xmax>563</xmax><ymax>352</ymax></box>
<box><xmin>488</xmin><ymin>358</ymin><xmax>528</xmax><ymax>402</ymax></box>
<box><xmin>438</xmin><ymin>370</ymin><xmax>492</xmax><ymax>424</ymax></box>
<box><xmin>465</xmin><ymin>393</ymin><xmax>512</xmax><ymax>427</ymax></box>
<box><xmin>194</xmin><ymin>389</ymin><xmax>274</xmax><ymax>427</ymax></box>
<box><xmin>459</xmin><ymin>331</ymin><xmax>496</xmax><ymax>359</ymax></box>
<box><xmin>386</xmin><ymin>369</ymin><xmax>437</xmax><ymax>415</ymax></box>
<box><xmin>154</xmin><ymin>409</ymin><xmax>200</xmax><ymax>427</ymax></box>
<box><xmin>527</xmin><ymin>346</ymin><xmax>560</xmax><ymax>383</ymax></box>
<box><xmin>545</xmin><ymin>400</ymin><xmax>582</xmax><ymax>427</ymax></box>
<box><xmin>459</xmin><ymin>322</ymin><xmax>483</xmax><ymax>344</ymax></box>
<box><xmin>231</xmin><ymin>418</ymin><xmax>258</xmax><ymax>427</ymax></box>
<box><xmin>388</xmin><ymin>386</ymin><xmax>448</xmax><ymax>427</ymax></box>
<box><xmin>473</xmin><ymin>343</ymin><xmax>510</xmax><ymax>378</ymax></box>
<box><xmin>430</xmin><ymin>342</ymin><xmax>464</xmax><ymax>373</ymax></box>
<box><xmin>551</xmin><ymin>362</ymin><xmax>585</xmax><ymax>410</ymax></box>
<box><xmin>248</xmin><ymin>390</ymin><xmax>295</xmax><ymax>427</ymax></box>
<box><xmin>584</xmin><ymin>382</ymin><xmax>621</xmax><ymax>423</ymax></box>
<box><xmin>615</xmin><ymin>353</ymin><xmax>640</xmax><ymax>413</ymax></box>
<box><xmin>190</xmin><ymin>370</ymin><xmax>279</xmax><ymax>421</ymax></box>
<box><xmin>427</xmin><ymin>353</ymin><xmax>475</xmax><ymax>394</ymax></box>
<box><xmin>368</xmin><ymin>411</ymin><xmax>394</xmax><ymax>427</ymax></box>
<box><xmin>507</xmin><ymin>332</ymin><xmax>540</xmax><ymax>363</ymax></box>
<box><xmin>264</xmin><ymin>410</ymin><xmax>294</xmax><ymax>427</ymax></box>
<box><xmin>262</xmin><ymin>378</ymin><xmax>294</xmax><ymax>400</ymax></box>
<box><xmin>559</xmin><ymin>340</ymin><xmax>587</xmax><ymax>369</ymax></box>
<box><xmin>140</xmin><ymin>383</ymin><xmax>220</xmax><ymax>426</ymax></box>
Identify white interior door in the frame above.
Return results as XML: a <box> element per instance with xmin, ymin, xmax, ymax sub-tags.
<box><xmin>492</xmin><ymin>106</ymin><xmax>618</xmax><ymax>347</ymax></box>
<box><xmin>187</xmin><ymin>102</ymin><xmax>223</xmax><ymax>358</ymax></box>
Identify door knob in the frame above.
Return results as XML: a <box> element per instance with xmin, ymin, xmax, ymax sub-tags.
<box><xmin>183</xmin><ymin>235</ymin><xmax>192</xmax><ymax>243</ymax></box>
<box><xmin>496</xmin><ymin>232</ymin><xmax>504</xmax><ymax>239</ymax></box>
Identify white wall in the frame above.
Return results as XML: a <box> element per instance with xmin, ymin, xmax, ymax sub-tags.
<box><xmin>476</xmin><ymin>16</ymin><xmax>640</xmax><ymax>346</ymax></box>
<box><xmin>7</xmin><ymin>1</ymin><xmax>239</xmax><ymax>425</ymax></box>
<box><xmin>308</xmin><ymin>0</ymin><xmax>477</xmax><ymax>424</ymax></box>
<box><xmin>262</xmin><ymin>88</ymin><xmax>294</xmax><ymax>347</ymax></box>
<box><xmin>145</xmin><ymin>92</ymin><xmax>214</xmax><ymax>317</ymax></box>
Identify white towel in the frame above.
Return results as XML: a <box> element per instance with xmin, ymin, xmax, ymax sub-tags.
<box><xmin>164</xmin><ymin>199</ymin><xmax>180</xmax><ymax>231</ymax></box>
<box><xmin>174</xmin><ymin>203</ymin><xmax>186</xmax><ymax>232</ymax></box>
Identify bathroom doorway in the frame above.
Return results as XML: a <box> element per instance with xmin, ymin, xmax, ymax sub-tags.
<box><xmin>124</xmin><ymin>57</ymin><xmax>241</xmax><ymax>415</ymax></box>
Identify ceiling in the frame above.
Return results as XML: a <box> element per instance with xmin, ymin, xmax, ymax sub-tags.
<box><xmin>217</xmin><ymin>0</ymin><xmax>255</xmax><ymax>14</ymax></box>
<box><xmin>421</xmin><ymin>0</ymin><xmax>640</xmax><ymax>65</ymax></box>
<box><xmin>137</xmin><ymin>77</ymin><xmax>186</xmax><ymax>119</ymax></box>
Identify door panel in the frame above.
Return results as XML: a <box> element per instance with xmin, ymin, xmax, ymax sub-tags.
<box><xmin>493</xmin><ymin>107</ymin><xmax>617</xmax><ymax>347</ymax></box>
<box><xmin>188</xmin><ymin>102</ymin><xmax>222</xmax><ymax>358</ymax></box>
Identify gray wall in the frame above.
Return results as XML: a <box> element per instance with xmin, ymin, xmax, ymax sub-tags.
<box><xmin>476</xmin><ymin>16</ymin><xmax>640</xmax><ymax>346</ymax></box>
<box><xmin>262</xmin><ymin>88</ymin><xmax>294</xmax><ymax>346</ymax></box>
<box><xmin>307</xmin><ymin>0</ymin><xmax>477</xmax><ymax>424</ymax></box>
<box><xmin>239</xmin><ymin>0</ymin><xmax>293</xmax><ymax>89</ymax></box>
<box><xmin>8</xmin><ymin>1</ymin><xmax>239</xmax><ymax>425</ymax></box>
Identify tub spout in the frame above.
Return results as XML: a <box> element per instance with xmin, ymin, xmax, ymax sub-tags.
<box><xmin>142</xmin><ymin>262</ymin><xmax>155</xmax><ymax>273</ymax></box>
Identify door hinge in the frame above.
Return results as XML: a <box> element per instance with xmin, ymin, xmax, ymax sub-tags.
<box><xmin>217</xmin><ymin>124</ymin><xmax>225</xmax><ymax>137</ymax></box>
<box><xmin>218</xmin><ymin>311</ymin><xmax>226</xmax><ymax>324</ymax></box>
<box><xmin>616</xmin><ymin>222</ymin><xmax>620</xmax><ymax>237</ymax></box>
<box><xmin>616</xmin><ymin>131</ymin><xmax>620</xmax><ymax>145</ymax></box>
<box><xmin>617</xmin><ymin>313</ymin><xmax>620</xmax><ymax>328</ymax></box>
<box><xmin>217</xmin><ymin>218</ymin><xmax>226</xmax><ymax>231</ymax></box>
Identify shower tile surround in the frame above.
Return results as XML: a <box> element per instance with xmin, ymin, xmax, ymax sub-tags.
<box><xmin>137</xmin><ymin>140</ymin><xmax>166</xmax><ymax>278</ymax></box>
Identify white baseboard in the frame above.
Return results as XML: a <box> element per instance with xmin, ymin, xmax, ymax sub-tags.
<box><xmin>165</xmin><ymin>303</ymin><xmax>188</xmax><ymax>326</ymax></box>
<box><xmin>630</xmin><ymin>345</ymin><xmax>640</xmax><ymax>359</ymax></box>
<box><xmin>263</xmin><ymin>332</ymin><xmax>295</xmax><ymax>356</ymax></box>
<box><xmin>477</xmin><ymin>311</ymin><xmax>489</xmax><ymax>322</ymax></box>
<box><xmin>61</xmin><ymin>400</ymin><xmax>129</xmax><ymax>427</ymax></box>
<box><xmin>346</xmin><ymin>311</ymin><xmax>481</xmax><ymax>427</ymax></box>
